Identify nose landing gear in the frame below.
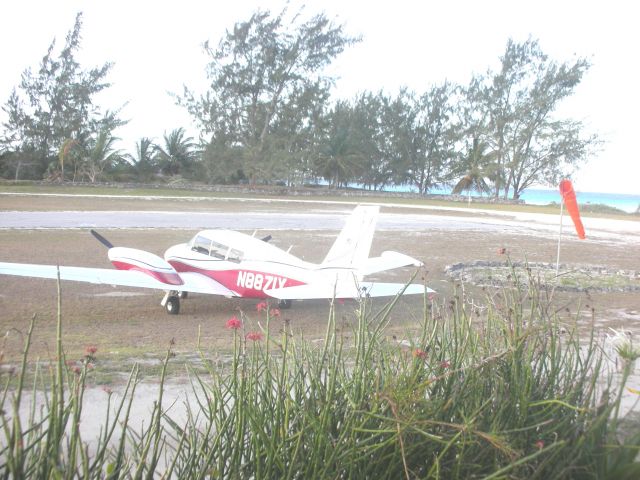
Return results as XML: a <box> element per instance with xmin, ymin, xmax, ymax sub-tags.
<box><xmin>161</xmin><ymin>291</ymin><xmax>181</xmax><ymax>315</ymax></box>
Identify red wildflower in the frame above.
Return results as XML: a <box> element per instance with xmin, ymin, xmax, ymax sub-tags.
<box><xmin>246</xmin><ymin>331</ymin><xmax>263</xmax><ymax>342</ymax></box>
<box><xmin>440</xmin><ymin>360</ymin><xmax>451</xmax><ymax>369</ymax></box>
<box><xmin>72</xmin><ymin>365</ymin><xmax>82</xmax><ymax>375</ymax></box>
<box><xmin>85</xmin><ymin>345</ymin><xmax>98</xmax><ymax>356</ymax></box>
<box><xmin>497</xmin><ymin>247</ymin><xmax>507</xmax><ymax>255</ymax></box>
<box><xmin>102</xmin><ymin>386</ymin><xmax>113</xmax><ymax>395</ymax></box>
<box><xmin>413</xmin><ymin>349</ymin><xmax>428</xmax><ymax>360</ymax></box>
<box><xmin>269</xmin><ymin>307</ymin><xmax>281</xmax><ymax>318</ymax></box>
<box><xmin>226</xmin><ymin>316</ymin><xmax>242</xmax><ymax>330</ymax></box>
<box><xmin>535</xmin><ymin>440</ymin><xmax>544</xmax><ymax>450</ymax></box>
<box><xmin>256</xmin><ymin>301</ymin><xmax>268</xmax><ymax>312</ymax></box>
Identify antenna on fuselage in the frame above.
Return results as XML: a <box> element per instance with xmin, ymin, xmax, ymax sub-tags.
<box><xmin>252</xmin><ymin>229</ymin><xmax>272</xmax><ymax>243</ymax></box>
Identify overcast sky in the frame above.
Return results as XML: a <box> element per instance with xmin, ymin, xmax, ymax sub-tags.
<box><xmin>1</xmin><ymin>0</ymin><xmax>638</xmax><ymax>194</ymax></box>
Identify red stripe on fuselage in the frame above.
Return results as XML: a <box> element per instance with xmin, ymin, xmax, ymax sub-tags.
<box><xmin>169</xmin><ymin>260</ymin><xmax>305</xmax><ymax>298</ymax></box>
<box><xmin>111</xmin><ymin>261</ymin><xmax>183</xmax><ymax>286</ymax></box>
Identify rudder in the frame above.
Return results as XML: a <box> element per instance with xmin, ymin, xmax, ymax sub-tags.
<box><xmin>322</xmin><ymin>205</ymin><xmax>379</xmax><ymax>268</ymax></box>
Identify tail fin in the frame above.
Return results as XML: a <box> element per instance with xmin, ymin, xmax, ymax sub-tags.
<box><xmin>322</xmin><ymin>206</ymin><xmax>379</xmax><ymax>268</ymax></box>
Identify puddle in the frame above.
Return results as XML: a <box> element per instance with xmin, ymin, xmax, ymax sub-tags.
<box><xmin>13</xmin><ymin>380</ymin><xmax>200</xmax><ymax>461</ymax></box>
<box><xmin>606</xmin><ymin>309</ymin><xmax>640</xmax><ymax>322</ymax></box>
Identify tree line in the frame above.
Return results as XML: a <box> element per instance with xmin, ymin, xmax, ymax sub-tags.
<box><xmin>0</xmin><ymin>9</ymin><xmax>598</xmax><ymax>199</ymax></box>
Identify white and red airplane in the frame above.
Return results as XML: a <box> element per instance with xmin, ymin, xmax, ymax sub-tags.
<box><xmin>0</xmin><ymin>206</ymin><xmax>432</xmax><ymax>314</ymax></box>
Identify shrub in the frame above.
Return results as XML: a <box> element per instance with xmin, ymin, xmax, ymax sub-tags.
<box><xmin>1</xmin><ymin>275</ymin><xmax>639</xmax><ymax>478</ymax></box>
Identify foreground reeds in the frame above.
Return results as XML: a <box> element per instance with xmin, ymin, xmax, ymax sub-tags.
<box><xmin>1</xmin><ymin>272</ymin><xmax>639</xmax><ymax>479</ymax></box>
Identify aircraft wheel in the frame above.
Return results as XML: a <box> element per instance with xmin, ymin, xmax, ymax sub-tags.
<box><xmin>166</xmin><ymin>296</ymin><xmax>180</xmax><ymax>315</ymax></box>
<box><xmin>278</xmin><ymin>299</ymin><xmax>292</xmax><ymax>310</ymax></box>
<box><xmin>179</xmin><ymin>291</ymin><xmax>188</xmax><ymax>299</ymax></box>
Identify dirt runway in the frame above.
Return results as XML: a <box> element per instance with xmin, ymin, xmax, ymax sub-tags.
<box><xmin>1</xmin><ymin>196</ymin><xmax>639</xmax><ymax>363</ymax></box>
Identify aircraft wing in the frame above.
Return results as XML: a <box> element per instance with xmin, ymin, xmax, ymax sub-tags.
<box><xmin>264</xmin><ymin>281</ymin><xmax>433</xmax><ymax>300</ymax></box>
<box><xmin>0</xmin><ymin>262</ymin><xmax>236</xmax><ymax>296</ymax></box>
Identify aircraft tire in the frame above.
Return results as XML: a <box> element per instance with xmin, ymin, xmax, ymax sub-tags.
<box><xmin>166</xmin><ymin>296</ymin><xmax>180</xmax><ymax>315</ymax></box>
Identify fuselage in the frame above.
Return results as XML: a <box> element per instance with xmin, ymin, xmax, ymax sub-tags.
<box><xmin>163</xmin><ymin>230</ymin><xmax>353</xmax><ymax>298</ymax></box>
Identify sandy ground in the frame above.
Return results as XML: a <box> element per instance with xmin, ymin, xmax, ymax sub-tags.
<box><xmin>0</xmin><ymin>194</ymin><xmax>639</xmax><ymax>364</ymax></box>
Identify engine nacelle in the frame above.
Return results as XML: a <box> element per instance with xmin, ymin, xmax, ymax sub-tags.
<box><xmin>108</xmin><ymin>247</ymin><xmax>183</xmax><ymax>286</ymax></box>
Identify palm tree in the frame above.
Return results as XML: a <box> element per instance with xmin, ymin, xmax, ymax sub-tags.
<box><xmin>316</xmin><ymin>103</ymin><xmax>363</xmax><ymax>188</ymax></box>
<box><xmin>154</xmin><ymin>128</ymin><xmax>197</xmax><ymax>176</ymax></box>
<box><xmin>80</xmin><ymin>131</ymin><xmax>122</xmax><ymax>182</ymax></box>
<box><xmin>126</xmin><ymin>137</ymin><xmax>157</xmax><ymax>181</ymax></box>
<box><xmin>317</xmin><ymin>129</ymin><xmax>361</xmax><ymax>188</ymax></box>
<box><xmin>452</xmin><ymin>136</ymin><xmax>493</xmax><ymax>197</ymax></box>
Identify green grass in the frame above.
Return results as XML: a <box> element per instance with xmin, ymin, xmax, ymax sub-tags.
<box><xmin>0</xmin><ymin>181</ymin><xmax>232</xmax><ymax>198</ymax></box>
<box><xmin>1</xmin><ymin>271</ymin><xmax>640</xmax><ymax>478</ymax></box>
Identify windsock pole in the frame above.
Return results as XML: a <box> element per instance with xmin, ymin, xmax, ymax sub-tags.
<box><xmin>556</xmin><ymin>179</ymin><xmax>586</xmax><ymax>278</ymax></box>
<box><xmin>556</xmin><ymin>200</ymin><xmax>564</xmax><ymax>277</ymax></box>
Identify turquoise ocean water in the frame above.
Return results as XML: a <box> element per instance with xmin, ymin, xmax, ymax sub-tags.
<box><xmin>332</xmin><ymin>182</ymin><xmax>639</xmax><ymax>213</ymax></box>
<box><xmin>445</xmin><ymin>188</ymin><xmax>640</xmax><ymax>213</ymax></box>
<box><xmin>386</xmin><ymin>185</ymin><xmax>639</xmax><ymax>213</ymax></box>
<box><xmin>519</xmin><ymin>189</ymin><xmax>640</xmax><ymax>213</ymax></box>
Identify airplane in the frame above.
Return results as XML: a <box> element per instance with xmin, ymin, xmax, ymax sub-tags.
<box><xmin>0</xmin><ymin>205</ymin><xmax>433</xmax><ymax>314</ymax></box>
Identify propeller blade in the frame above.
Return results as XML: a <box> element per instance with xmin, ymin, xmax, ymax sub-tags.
<box><xmin>90</xmin><ymin>229</ymin><xmax>114</xmax><ymax>249</ymax></box>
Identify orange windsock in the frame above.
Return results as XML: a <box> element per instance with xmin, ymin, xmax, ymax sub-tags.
<box><xmin>559</xmin><ymin>179</ymin><xmax>585</xmax><ymax>239</ymax></box>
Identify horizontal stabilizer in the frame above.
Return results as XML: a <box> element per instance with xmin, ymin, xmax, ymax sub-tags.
<box><xmin>357</xmin><ymin>282</ymin><xmax>433</xmax><ymax>297</ymax></box>
<box><xmin>264</xmin><ymin>283</ymin><xmax>336</xmax><ymax>300</ymax></box>
<box><xmin>264</xmin><ymin>281</ymin><xmax>433</xmax><ymax>300</ymax></box>
<box><xmin>0</xmin><ymin>262</ymin><xmax>236</xmax><ymax>296</ymax></box>
<box><xmin>357</xmin><ymin>251</ymin><xmax>423</xmax><ymax>276</ymax></box>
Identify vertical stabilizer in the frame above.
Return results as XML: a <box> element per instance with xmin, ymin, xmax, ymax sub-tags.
<box><xmin>322</xmin><ymin>206</ymin><xmax>379</xmax><ymax>268</ymax></box>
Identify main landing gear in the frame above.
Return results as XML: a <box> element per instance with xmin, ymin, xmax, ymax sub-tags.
<box><xmin>278</xmin><ymin>299</ymin><xmax>292</xmax><ymax>309</ymax></box>
<box><xmin>162</xmin><ymin>292</ymin><xmax>291</xmax><ymax>315</ymax></box>
<box><xmin>162</xmin><ymin>291</ymin><xmax>182</xmax><ymax>315</ymax></box>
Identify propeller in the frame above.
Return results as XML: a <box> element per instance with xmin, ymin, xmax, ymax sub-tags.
<box><xmin>90</xmin><ymin>229</ymin><xmax>114</xmax><ymax>249</ymax></box>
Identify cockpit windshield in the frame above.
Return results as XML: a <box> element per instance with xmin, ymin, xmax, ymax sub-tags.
<box><xmin>190</xmin><ymin>235</ymin><xmax>244</xmax><ymax>262</ymax></box>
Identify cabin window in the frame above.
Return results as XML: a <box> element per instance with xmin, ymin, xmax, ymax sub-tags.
<box><xmin>210</xmin><ymin>240</ymin><xmax>243</xmax><ymax>262</ymax></box>
<box><xmin>208</xmin><ymin>241</ymin><xmax>227</xmax><ymax>259</ymax></box>
<box><xmin>226</xmin><ymin>247</ymin><xmax>244</xmax><ymax>262</ymax></box>
<box><xmin>190</xmin><ymin>235</ymin><xmax>243</xmax><ymax>262</ymax></box>
<box><xmin>191</xmin><ymin>235</ymin><xmax>211</xmax><ymax>255</ymax></box>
